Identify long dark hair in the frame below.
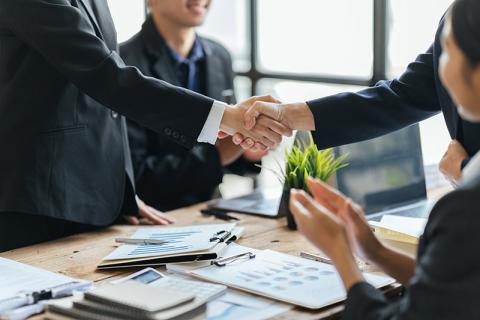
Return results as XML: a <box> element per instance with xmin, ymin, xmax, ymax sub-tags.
<box><xmin>451</xmin><ymin>0</ymin><xmax>480</xmax><ymax>66</ymax></box>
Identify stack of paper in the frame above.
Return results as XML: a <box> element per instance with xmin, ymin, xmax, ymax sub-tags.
<box><xmin>98</xmin><ymin>224</ymin><xmax>243</xmax><ymax>269</ymax></box>
<box><xmin>45</xmin><ymin>281</ymin><xmax>206</xmax><ymax>320</ymax></box>
<box><xmin>369</xmin><ymin>215</ymin><xmax>428</xmax><ymax>255</ymax></box>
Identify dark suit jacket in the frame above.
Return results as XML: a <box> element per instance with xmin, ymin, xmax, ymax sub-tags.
<box><xmin>343</xmin><ymin>159</ymin><xmax>480</xmax><ymax>319</ymax></box>
<box><xmin>307</xmin><ymin>18</ymin><xmax>480</xmax><ymax>162</ymax></box>
<box><xmin>0</xmin><ymin>0</ymin><xmax>214</xmax><ymax>225</ymax></box>
<box><xmin>120</xmin><ymin>17</ymin><xmax>256</xmax><ymax>211</ymax></box>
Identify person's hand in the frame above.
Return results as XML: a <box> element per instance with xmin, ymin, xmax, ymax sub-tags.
<box><xmin>289</xmin><ymin>188</ymin><xmax>350</xmax><ymax>261</ymax></box>
<box><xmin>230</xmin><ymin>101</ymin><xmax>314</xmax><ymax>148</ymax></box>
<box><xmin>244</xmin><ymin>102</ymin><xmax>315</xmax><ymax>132</ymax></box>
<box><xmin>439</xmin><ymin>140</ymin><xmax>468</xmax><ymax>186</ymax></box>
<box><xmin>216</xmin><ymin>138</ymin><xmax>244</xmax><ymax>166</ymax></box>
<box><xmin>304</xmin><ymin>178</ymin><xmax>384</xmax><ymax>263</ymax></box>
<box><xmin>220</xmin><ymin>96</ymin><xmax>293</xmax><ymax>151</ymax></box>
<box><xmin>289</xmin><ymin>182</ymin><xmax>365</xmax><ymax>290</ymax></box>
<box><xmin>124</xmin><ymin>197</ymin><xmax>176</xmax><ymax>225</ymax></box>
<box><xmin>243</xmin><ymin>148</ymin><xmax>268</xmax><ymax>162</ymax></box>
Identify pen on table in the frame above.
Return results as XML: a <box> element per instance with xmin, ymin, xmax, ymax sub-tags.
<box><xmin>301</xmin><ymin>252</ymin><xmax>369</xmax><ymax>271</ymax></box>
<box><xmin>201</xmin><ymin>209</ymin><xmax>239</xmax><ymax>221</ymax></box>
<box><xmin>300</xmin><ymin>252</ymin><xmax>333</xmax><ymax>265</ymax></box>
<box><xmin>115</xmin><ymin>238</ymin><xmax>168</xmax><ymax>245</ymax></box>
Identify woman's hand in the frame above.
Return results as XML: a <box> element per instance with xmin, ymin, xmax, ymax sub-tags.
<box><xmin>297</xmin><ymin>178</ymin><xmax>417</xmax><ymax>285</ymax></box>
<box><xmin>289</xmin><ymin>188</ymin><xmax>350</xmax><ymax>260</ymax></box>
<box><xmin>439</xmin><ymin>140</ymin><xmax>468</xmax><ymax>186</ymax></box>
<box><xmin>305</xmin><ymin>178</ymin><xmax>384</xmax><ymax>263</ymax></box>
<box><xmin>289</xmin><ymin>184</ymin><xmax>364</xmax><ymax>290</ymax></box>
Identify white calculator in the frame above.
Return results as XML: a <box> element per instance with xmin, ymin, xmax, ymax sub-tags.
<box><xmin>112</xmin><ymin>267</ymin><xmax>227</xmax><ymax>302</ymax></box>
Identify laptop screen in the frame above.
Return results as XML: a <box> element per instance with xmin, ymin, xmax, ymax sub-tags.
<box><xmin>334</xmin><ymin>124</ymin><xmax>427</xmax><ymax>215</ymax></box>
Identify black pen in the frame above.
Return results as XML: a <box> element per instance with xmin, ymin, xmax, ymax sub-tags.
<box><xmin>201</xmin><ymin>209</ymin><xmax>239</xmax><ymax>221</ymax></box>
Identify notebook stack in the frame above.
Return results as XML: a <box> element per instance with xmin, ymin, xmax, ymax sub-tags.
<box><xmin>44</xmin><ymin>281</ymin><xmax>206</xmax><ymax>320</ymax></box>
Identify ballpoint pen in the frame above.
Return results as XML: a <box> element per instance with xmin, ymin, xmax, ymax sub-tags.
<box><xmin>300</xmin><ymin>252</ymin><xmax>369</xmax><ymax>270</ymax></box>
<box><xmin>300</xmin><ymin>252</ymin><xmax>333</xmax><ymax>265</ymax></box>
<box><xmin>114</xmin><ymin>238</ymin><xmax>168</xmax><ymax>245</ymax></box>
<box><xmin>201</xmin><ymin>209</ymin><xmax>239</xmax><ymax>221</ymax></box>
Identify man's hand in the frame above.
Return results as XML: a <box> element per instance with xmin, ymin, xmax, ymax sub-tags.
<box><xmin>439</xmin><ymin>140</ymin><xmax>468</xmax><ymax>186</ymax></box>
<box><xmin>229</xmin><ymin>101</ymin><xmax>314</xmax><ymax>148</ymax></box>
<box><xmin>244</xmin><ymin>102</ymin><xmax>315</xmax><ymax>132</ymax></box>
<box><xmin>243</xmin><ymin>149</ymin><xmax>268</xmax><ymax>162</ymax></box>
<box><xmin>124</xmin><ymin>197</ymin><xmax>176</xmax><ymax>225</ymax></box>
<box><xmin>216</xmin><ymin>138</ymin><xmax>244</xmax><ymax>166</ymax></box>
<box><xmin>220</xmin><ymin>96</ymin><xmax>293</xmax><ymax>150</ymax></box>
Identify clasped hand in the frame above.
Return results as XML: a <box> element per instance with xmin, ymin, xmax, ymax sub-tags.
<box><xmin>219</xmin><ymin>95</ymin><xmax>295</xmax><ymax>151</ymax></box>
<box><xmin>221</xmin><ymin>99</ymin><xmax>315</xmax><ymax>149</ymax></box>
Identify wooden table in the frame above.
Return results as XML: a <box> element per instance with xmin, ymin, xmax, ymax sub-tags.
<box><xmin>1</xmin><ymin>202</ymin><xmax>401</xmax><ymax>319</ymax></box>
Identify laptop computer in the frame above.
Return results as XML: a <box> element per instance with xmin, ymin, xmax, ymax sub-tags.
<box><xmin>209</xmin><ymin>125</ymin><xmax>433</xmax><ymax>221</ymax></box>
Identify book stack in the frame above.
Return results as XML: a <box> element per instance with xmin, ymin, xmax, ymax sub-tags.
<box><xmin>44</xmin><ymin>281</ymin><xmax>206</xmax><ymax>320</ymax></box>
<box><xmin>369</xmin><ymin>215</ymin><xmax>428</xmax><ymax>255</ymax></box>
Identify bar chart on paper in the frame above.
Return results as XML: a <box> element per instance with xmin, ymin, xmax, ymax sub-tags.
<box><xmin>104</xmin><ymin>224</ymin><xmax>237</xmax><ymax>261</ymax></box>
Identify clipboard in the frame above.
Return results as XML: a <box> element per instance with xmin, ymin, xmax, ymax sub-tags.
<box><xmin>98</xmin><ymin>227</ymin><xmax>243</xmax><ymax>269</ymax></box>
<box><xmin>167</xmin><ymin>244</ymin><xmax>395</xmax><ymax>310</ymax></box>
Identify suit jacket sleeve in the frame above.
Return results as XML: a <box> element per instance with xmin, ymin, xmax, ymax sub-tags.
<box><xmin>343</xmin><ymin>186</ymin><xmax>480</xmax><ymax>319</ymax></box>
<box><xmin>0</xmin><ymin>0</ymin><xmax>213</xmax><ymax>148</ymax></box>
<box><xmin>307</xmin><ymin>45</ymin><xmax>441</xmax><ymax>149</ymax></box>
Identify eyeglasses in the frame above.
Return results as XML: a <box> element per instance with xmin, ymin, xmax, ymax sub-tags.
<box><xmin>211</xmin><ymin>252</ymin><xmax>256</xmax><ymax>267</ymax></box>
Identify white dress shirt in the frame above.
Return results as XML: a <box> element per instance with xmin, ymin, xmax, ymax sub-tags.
<box><xmin>197</xmin><ymin>101</ymin><xmax>228</xmax><ymax>145</ymax></box>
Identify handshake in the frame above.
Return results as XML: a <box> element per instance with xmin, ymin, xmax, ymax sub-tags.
<box><xmin>219</xmin><ymin>96</ymin><xmax>315</xmax><ymax>150</ymax></box>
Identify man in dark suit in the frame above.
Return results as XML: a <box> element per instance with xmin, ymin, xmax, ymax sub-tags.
<box><xmin>0</xmin><ymin>0</ymin><xmax>289</xmax><ymax>252</ymax></box>
<box><xmin>120</xmin><ymin>0</ymin><xmax>263</xmax><ymax>211</ymax></box>
<box><xmin>243</xmin><ymin>17</ymin><xmax>480</xmax><ymax>185</ymax></box>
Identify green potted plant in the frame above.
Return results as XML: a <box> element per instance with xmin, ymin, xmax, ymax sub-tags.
<box><xmin>279</xmin><ymin>133</ymin><xmax>349</xmax><ymax>229</ymax></box>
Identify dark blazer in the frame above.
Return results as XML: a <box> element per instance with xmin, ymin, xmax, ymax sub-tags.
<box><xmin>308</xmin><ymin>18</ymin><xmax>480</xmax><ymax>162</ymax></box>
<box><xmin>0</xmin><ymin>0</ymin><xmax>214</xmax><ymax>225</ymax></box>
<box><xmin>120</xmin><ymin>17</ymin><xmax>255</xmax><ymax>211</ymax></box>
<box><xmin>343</xmin><ymin>157</ymin><xmax>480</xmax><ymax>319</ymax></box>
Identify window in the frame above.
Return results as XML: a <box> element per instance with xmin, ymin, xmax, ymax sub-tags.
<box><xmin>106</xmin><ymin>0</ymin><xmax>145</xmax><ymax>43</ymax></box>
<box><xmin>198</xmin><ymin>0</ymin><xmax>251</xmax><ymax>72</ymax></box>
<box><xmin>257</xmin><ymin>0</ymin><xmax>373</xmax><ymax>80</ymax></box>
<box><xmin>106</xmin><ymin>0</ymin><xmax>453</xmax><ymax>186</ymax></box>
<box><xmin>387</xmin><ymin>0</ymin><xmax>454</xmax><ymax>171</ymax></box>
<box><xmin>387</xmin><ymin>0</ymin><xmax>454</xmax><ymax>78</ymax></box>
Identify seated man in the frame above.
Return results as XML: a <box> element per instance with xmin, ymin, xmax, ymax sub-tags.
<box><xmin>121</xmin><ymin>0</ymin><xmax>261</xmax><ymax>211</ymax></box>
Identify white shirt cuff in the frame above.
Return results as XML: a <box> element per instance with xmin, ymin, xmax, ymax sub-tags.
<box><xmin>197</xmin><ymin>100</ymin><xmax>227</xmax><ymax>145</ymax></box>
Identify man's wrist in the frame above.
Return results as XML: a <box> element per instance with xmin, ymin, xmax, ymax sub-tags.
<box><xmin>219</xmin><ymin>105</ymin><xmax>237</xmax><ymax>136</ymax></box>
<box><xmin>284</xmin><ymin>102</ymin><xmax>315</xmax><ymax>131</ymax></box>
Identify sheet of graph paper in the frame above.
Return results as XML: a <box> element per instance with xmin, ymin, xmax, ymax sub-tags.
<box><xmin>103</xmin><ymin>223</ymin><xmax>236</xmax><ymax>261</ymax></box>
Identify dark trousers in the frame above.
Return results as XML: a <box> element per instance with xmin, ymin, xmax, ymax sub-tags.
<box><xmin>0</xmin><ymin>211</ymin><xmax>100</xmax><ymax>252</ymax></box>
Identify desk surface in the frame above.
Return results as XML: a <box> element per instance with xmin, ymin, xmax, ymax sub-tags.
<box><xmin>1</xmin><ymin>202</ymin><xmax>402</xmax><ymax>320</ymax></box>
